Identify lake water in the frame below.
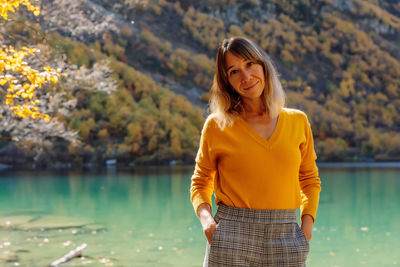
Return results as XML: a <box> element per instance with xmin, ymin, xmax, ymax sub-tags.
<box><xmin>0</xmin><ymin>166</ymin><xmax>399</xmax><ymax>266</ymax></box>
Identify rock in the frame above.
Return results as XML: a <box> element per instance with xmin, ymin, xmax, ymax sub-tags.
<box><xmin>17</xmin><ymin>216</ymin><xmax>93</xmax><ymax>231</ymax></box>
<box><xmin>0</xmin><ymin>251</ymin><xmax>19</xmax><ymax>262</ymax></box>
<box><xmin>85</xmin><ymin>224</ymin><xmax>107</xmax><ymax>232</ymax></box>
<box><xmin>15</xmin><ymin>249</ymin><xmax>29</xmax><ymax>253</ymax></box>
<box><xmin>0</xmin><ymin>216</ymin><xmax>37</xmax><ymax>229</ymax></box>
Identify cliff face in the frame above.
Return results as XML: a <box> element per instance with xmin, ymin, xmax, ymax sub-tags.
<box><xmin>1</xmin><ymin>0</ymin><xmax>400</xmax><ymax>167</ymax></box>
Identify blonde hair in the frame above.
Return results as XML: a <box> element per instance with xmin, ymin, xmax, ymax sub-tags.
<box><xmin>210</xmin><ymin>36</ymin><xmax>285</xmax><ymax>130</ymax></box>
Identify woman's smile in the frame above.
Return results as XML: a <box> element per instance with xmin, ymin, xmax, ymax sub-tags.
<box><xmin>243</xmin><ymin>80</ymin><xmax>259</xmax><ymax>90</ymax></box>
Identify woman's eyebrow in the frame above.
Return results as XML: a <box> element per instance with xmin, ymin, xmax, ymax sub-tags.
<box><xmin>226</xmin><ymin>58</ymin><xmax>250</xmax><ymax>72</ymax></box>
<box><xmin>226</xmin><ymin>65</ymin><xmax>234</xmax><ymax>72</ymax></box>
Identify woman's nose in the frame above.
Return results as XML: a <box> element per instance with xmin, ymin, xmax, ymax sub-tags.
<box><xmin>241</xmin><ymin>70</ymin><xmax>252</xmax><ymax>82</ymax></box>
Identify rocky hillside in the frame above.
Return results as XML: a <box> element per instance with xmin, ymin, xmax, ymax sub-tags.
<box><xmin>85</xmin><ymin>0</ymin><xmax>400</xmax><ymax>161</ymax></box>
<box><xmin>1</xmin><ymin>0</ymin><xmax>400</xmax><ymax>167</ymax></box>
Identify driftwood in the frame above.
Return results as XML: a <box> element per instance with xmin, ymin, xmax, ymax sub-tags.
<box><xmin>49</xmin><ymin>243</ymin><xmax>87</xmax><ymax>267</ymax></box>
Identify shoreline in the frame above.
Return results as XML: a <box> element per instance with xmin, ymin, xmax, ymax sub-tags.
<box><xmin>1</xmin><ymin>161</ymin><xmax>400</xmax><ymax>173</ymax></box>
<box><xmin>317</xmin><ymin>162</ymin><xmax>400</xmax><ymax>168</ymax></box>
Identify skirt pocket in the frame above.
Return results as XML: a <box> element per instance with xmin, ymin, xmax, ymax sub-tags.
<box><xmin>209</xmin><ymin>217</ymin><xmax>222</xmax><ymax>246</ymax></box>
<box><xmin>295</xmin><ymin>223</ymin><xmax>310</xmax><ymax>251</ymax></box>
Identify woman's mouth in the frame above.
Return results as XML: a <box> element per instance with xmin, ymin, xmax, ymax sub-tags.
<box><xmin>244</xmin><ymin>81</ymin><xmax>259</xmax><ymax>90</ymax></box>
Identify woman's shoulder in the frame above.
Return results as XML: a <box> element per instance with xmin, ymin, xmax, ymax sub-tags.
<box><xmin>204</xmin><ymin>113</ymin><xmax>218</xmax><ymax>125</ymax></box>
<box><xmin>202</xmin><ymin>113</ymin><xmax>220</xmax><ymax>131</ymax></box>
<box><xmin>281</xmin><ymin>108</ymin><xmax>309</xmax><ymax>123</ymax></box>
<box><xmin>282</xmin><ymin>107</ymin><xmax>307</xmax><ymax>117</ymax></box>
<box><xmin>204</xmin><ymin>113</ymin><xmax>237</xmax><ymax>131</ymax></box>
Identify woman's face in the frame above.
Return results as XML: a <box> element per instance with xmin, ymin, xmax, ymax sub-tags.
<box><xmin>224</xmin><ymin>51</ymin><xmax>265</xmax><ymax>102</ymax></box>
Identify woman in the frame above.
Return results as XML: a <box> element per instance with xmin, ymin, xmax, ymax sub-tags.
<box><xmin>190</xmin><ymin>36</ymin><xmax>321</xmax><ymax>267</ymax></box>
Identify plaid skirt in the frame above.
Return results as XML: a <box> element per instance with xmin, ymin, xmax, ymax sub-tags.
<box><xmin>203</xmin><ymin>204</ymin><xmax>309</xmax><ymax>267</ymax></box>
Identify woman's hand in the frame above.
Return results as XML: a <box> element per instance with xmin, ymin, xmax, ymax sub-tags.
<box><xmin>301</xmin><ymin>214</ymin><xmax>314</xmax><ymax>242</ymax></box>
<box><xmin>197</xmin><ymin>203</ymin><xmax>217</xmax><ymax>244</ymax></box>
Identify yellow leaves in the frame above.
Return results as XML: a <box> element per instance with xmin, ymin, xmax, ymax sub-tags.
<box><xmin>1</xmin><ymin>46</ymin><xmax>61</xmax><ymax>121</ymax></box>
<box><xmin>0</xmin><ymin>1</ymin><xmax>57</xmax><ymax>122</ymax></box>
<box><xmin>32</xmin><ymin>8</ymin><xmax>39</xmax><ymax>16</ymax></box>
<box><xmin>10</xmin><ymin>104</ymin><xmax>50</xmax><ymax>122</ymax></box>
<box><xmin>49</xmin><ymin>75</ymin><xmax>58</xmax><ymax>83</ymax></box>
<box><xmin>0</xmin><ymin>0</ymin><xmax>40</xmax><ymax>20</ymax></box>
<box><xmin>43</xmin><ymin>66</ymin><xmax>52</xmax><ymax>72</ymax></box>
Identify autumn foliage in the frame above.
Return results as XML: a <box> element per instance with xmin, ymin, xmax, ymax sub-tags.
<box><xmin>0</xmin><ymin>0</ymin><xmax>60</xmax><ymax>121</ymax></box>
<box><xmin>2</xmin><ymin>0</ymin><xmax>400</xmax><ymax>166</ymax></box>
<box><xmin>0</xmin><ymin>0</ymin><xmax>40</xmax><ymax>19</ymax></box>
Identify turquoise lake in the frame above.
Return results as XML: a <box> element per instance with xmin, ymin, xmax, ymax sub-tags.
<box><xmin>0</xmin><ymin>166</ymin><xmax>399</xmax><ymax>266</ymax></box>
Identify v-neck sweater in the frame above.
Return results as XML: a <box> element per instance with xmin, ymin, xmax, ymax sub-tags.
<box><xmin>190</xmin><ymin>108</ymin><xmax>321</xmax><ymax>221</ymax></box>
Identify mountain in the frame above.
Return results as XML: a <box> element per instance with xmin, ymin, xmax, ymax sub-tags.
<box><xmin>1</xmin><ymin>0</ymin><xmax>400</xmax><ymax>167</ymax></box>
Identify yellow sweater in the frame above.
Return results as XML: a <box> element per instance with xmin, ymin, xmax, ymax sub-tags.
<box><xmin>190</xmin><ymin>108</ymin><xmax>321</xmax><ymax>221</ymax></box>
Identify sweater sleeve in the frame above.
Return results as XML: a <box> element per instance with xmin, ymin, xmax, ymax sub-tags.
<box><xmin>299</xmin><ymin>114</ymin><xmax>321</xmax><ymax>222</ymax></box>
<box><xmin>190</xmin><ymin>117</ymin><xmax>217</xmax><ymax>215</ymax></box>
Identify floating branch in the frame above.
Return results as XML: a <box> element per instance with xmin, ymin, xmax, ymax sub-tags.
<box><xmin>49</xmin><ymin>243</ymin><xmax>87</xmax><ymax>267</ymax></box>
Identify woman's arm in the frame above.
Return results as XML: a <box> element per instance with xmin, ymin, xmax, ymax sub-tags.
<box><xmin>299</xmin><ymin>113</ymin><xmax>321</xmax><ymax>237</ymax></box>
<box><xmin>190</xmin><ymin>117</ymin><xmax>218</xmax><ymax>242</ymax></box>
<box><xmin>301</xmin><ymin>214</ymin><xmax>314</xmax><ymax>241</ymax></box>
<box><xmin>197</xmin><ymin>203</ymin><xmax>217</xmax><ymax>244</ymax></box>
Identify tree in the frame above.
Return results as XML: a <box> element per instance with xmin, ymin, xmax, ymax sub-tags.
<box><xmin>0</xmin><ymin>0</ymin><xmax>40</xmax><ymax>20</ymax></box>
<box><xmin>0</xmin><ymin>0</ymin><xmax>60</xmax><ymax>121</ymax></box>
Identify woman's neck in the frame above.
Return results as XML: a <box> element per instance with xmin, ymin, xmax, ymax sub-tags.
<box><xmin>242</xmin><ymin>98</ymin><xmax>265</xmax><ymax>118</ymax></box>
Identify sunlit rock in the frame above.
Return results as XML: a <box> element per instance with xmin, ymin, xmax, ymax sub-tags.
<box><xmin>0</xmin><ymin>216</ymin><xmax>36</xmax><ymax>229</ymax></box>
<box><xmin>0</xmin><ymin>251</ymin><xmax>19</xmax><ymax>263</ymax></box>
<box><xmin>63</xmin><ymin>240</ymin><xmax>72</xmax><ymax>247</ymax></box>
<box><xmin>85</xmin><ymin>224</ymin><xmax>106</xmax><ymax>232</ymax></box>
<box><xmin>18</xmin><ymin>216</ymin><xmax>93</xmax><ymax>231</ymax></box>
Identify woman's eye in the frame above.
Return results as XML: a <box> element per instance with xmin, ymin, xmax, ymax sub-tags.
<box><xmin>230</xmin><ymin>70</ymin><xmax>238</xmax><ymax>76</ymax></box>
<box><xmin>247</xmin><ymin>62</ymin><xmax>254</xmax><ymax>67</ymax></box>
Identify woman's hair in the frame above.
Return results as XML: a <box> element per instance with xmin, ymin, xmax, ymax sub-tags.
<box><xmin>210</xmin><ymin>36</ymin><xmax>285</xmax><ymax>130</ymax></box>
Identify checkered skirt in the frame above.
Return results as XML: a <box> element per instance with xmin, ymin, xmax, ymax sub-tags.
<box><xmin>203</xmin><ymin>204</ymin><xmax>309</xmax><ymax>267</ymax></box>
